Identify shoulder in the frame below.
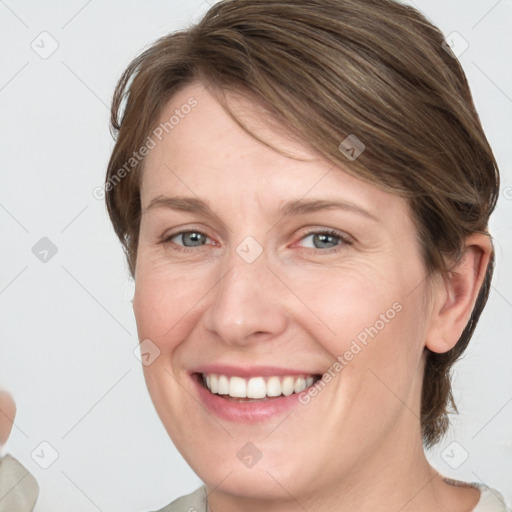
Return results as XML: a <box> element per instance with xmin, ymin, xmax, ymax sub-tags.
<box><xmin>471</xmin><ymin>483</ymin><xmax>508</xmax><ymax>512</ymax></box>
<box><xmin>146</xmin><ymin>485</ymin><xmax>207</xmax><ymax>512</ymax></box>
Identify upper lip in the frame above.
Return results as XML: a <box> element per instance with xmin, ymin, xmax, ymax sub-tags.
<box><xmin>191</xmin><ymin>364</ymin><xmax>323</xmax><ymax>379</ymax></box>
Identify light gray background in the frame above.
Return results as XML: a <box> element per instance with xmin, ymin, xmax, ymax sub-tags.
<box><xmin>0</xmin><ymin>1</ymin><xmax>511</xmax><ymax>510</ymax></box>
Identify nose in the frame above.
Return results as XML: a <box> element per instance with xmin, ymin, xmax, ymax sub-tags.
<box><xmin>201</xmin><ymin>249</ymin><xmax>289</xmax><ymax>347</ymax></box>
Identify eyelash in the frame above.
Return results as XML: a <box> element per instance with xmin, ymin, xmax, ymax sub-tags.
<box><xmin>160</xmin><ymin>228</ymin><xmax>352</xmax><ymax>254</ymax></box>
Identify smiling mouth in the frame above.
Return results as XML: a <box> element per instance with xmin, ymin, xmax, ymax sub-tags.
<box><xmin>196</xmin><ymin>372</ymin><xmax>322</xmax><ymax>402</ymax></box>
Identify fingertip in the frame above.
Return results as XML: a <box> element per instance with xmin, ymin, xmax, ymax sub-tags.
<box><xmin>0</xmin><ymin>390</ymin><xmax>17</xmax><ymax>447</ymax></box>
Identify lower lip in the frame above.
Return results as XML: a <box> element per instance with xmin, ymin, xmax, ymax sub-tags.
<box><xmin>191</xmin><ymin>373</ymin><xmax>309</xmax><ymax>423</ymax></box>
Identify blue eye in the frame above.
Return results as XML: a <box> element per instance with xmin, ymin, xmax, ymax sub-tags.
<box><xmin>161</xmin><ymin>228</ymin><xmax>350</xmax><ymax>254</ymax></box>
<box><xmin>164</xmin><ymin>231</ymin><xmax>210</xmax><ymax>249</ymax></box>
<box><xmin>297</xmin><ymin>230</ymin><xmax>349</xmax><ymax>251</ymax></box>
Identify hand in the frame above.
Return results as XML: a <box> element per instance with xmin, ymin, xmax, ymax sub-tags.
<box><xmin>0</xmin><ymin>390</ymin><xmax>16</xmax><ymax>448</ymax></box>
<box><xmin>0</xmin><ymin>390</ymin><xmax>40</xmax><ymax>512</ymax></box>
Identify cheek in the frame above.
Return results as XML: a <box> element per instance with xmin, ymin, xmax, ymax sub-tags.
<box><xmin>279</xmin><ymin>262</ymin><xmax>408</xmax><ymax>347</ymax></box>
<box><xmin>132</xmin><ymin>257</ymin><xmax>209</xmax><ymax>346</ymax></box>
<box><xmin>330</xmin><ymin>291</ymin><xmax>428</xmax><ymax>435</ymax></box>
<box><xmin>291</xmin><ymin>262</ymin><xmax>427</xmax><ymax>399</ymax></box>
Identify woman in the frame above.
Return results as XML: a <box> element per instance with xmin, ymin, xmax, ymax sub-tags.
<box><xmin>104</xmin><ymin>0</ymin><xmax>508</xmax><ymax>510</ymax></box>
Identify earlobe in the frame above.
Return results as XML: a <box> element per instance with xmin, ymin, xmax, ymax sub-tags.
<box><xmin>425</xmin><ymin>234</ymin><xmax>492</xmax><ymax>354</ymax></box>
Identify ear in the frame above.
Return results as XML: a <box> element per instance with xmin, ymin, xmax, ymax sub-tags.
<box><xmin>425</xmin><ymin>233</ymin><xmax>492</xmax><ymax>354</ymax></box>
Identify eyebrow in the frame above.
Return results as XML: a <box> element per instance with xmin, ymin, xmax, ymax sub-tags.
<box><xmin>144</xmin><ymin>195</ymin><xmax>379</xmax><ymax>222</ymax></box>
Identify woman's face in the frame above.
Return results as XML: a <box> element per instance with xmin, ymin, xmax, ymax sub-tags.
<box><xmin>133</xmin><ymin>81</ymin><xmax>434</xmax><ymax>499</ymax></box>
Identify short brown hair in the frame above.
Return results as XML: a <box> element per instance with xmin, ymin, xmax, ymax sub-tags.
<box><xmin>105</xmin><ymin>0</ymin><xmax>500</xmax><ymax>447</ymax></box>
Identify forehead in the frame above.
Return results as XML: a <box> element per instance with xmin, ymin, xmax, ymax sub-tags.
<box><xmin>140</xmin><ymin>81</ymin><xmax>409</xmax><ymax>222</ymax></box>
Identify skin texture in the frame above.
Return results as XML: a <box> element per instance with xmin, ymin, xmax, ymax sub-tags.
<box><xmin>0</xmin><ymin>391</ymin><xmax>16</xmax><ymax>447</ymax></box>
<box><xmin>132</xmin><ymin>81</ymin><xmax>490</xmax><ymax>512</ymax></box>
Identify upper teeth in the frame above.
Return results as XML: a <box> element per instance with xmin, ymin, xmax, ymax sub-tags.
<box><xmin>203</xmin><ymin>374</ymin><xmax>316</xmax><ymax>399</ymax></box>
